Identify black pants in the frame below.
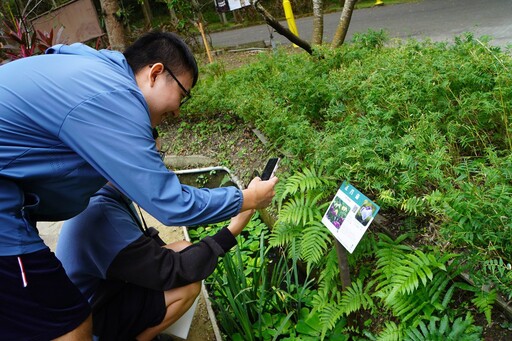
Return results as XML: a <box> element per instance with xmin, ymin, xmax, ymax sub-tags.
<box><xmin>0</xmin><ymin>248</ymin><xmax>91</xmax><ymax>341</ymax></box>
<box><xmin>92</xmin><ymin>280</ymin><xmax>166</xmax><ymax>340</ymax></box>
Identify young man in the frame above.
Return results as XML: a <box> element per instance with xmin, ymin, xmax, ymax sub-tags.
<box><xmin>0</xmin><ymin>31</ymin><xmax>278</xmax><ymax>340</ymax></box>
<box><xmin>56</xmin><ymin>130</ymin><xmax>256</xmax><ymax>340</ymax></box>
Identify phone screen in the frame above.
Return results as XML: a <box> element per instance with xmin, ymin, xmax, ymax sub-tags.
<box><xmin>261</xmin><ymin>158</ymin><xmax>280</xmax><ymax>180</ymax></box>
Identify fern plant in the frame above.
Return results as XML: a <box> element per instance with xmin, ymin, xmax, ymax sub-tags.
<box><xmin>471</xmin><ymin>289</ymin><xmax>497</xmax><ymax>325</ymax></box>
<box><xmin>455</xmin><ymin>281</ymin><xmax>498</xmax><ymax>325</ymax></box>
<box><xmin>270</xmin><ymin>165</ymin><xmax>337</xmax><ymax>268</ymax></box>
<box><xmin>339</xmin><ymin>278</ymin><xmax>375</xmax><ymax>316</ymax></box>
<box><xmin>375</xmin><ymin>321</ymin><xmax>403</xmax><ymax>341</ymax></box>
<box><xmin>481</xmin><ymin>257</ymin><xmax>512</xmax><ymax>300</ymax></box>
<box><xmin>373</xmin><ymin>234</ymin><xmax>461</xmax><ymax>321</ymax></box>
<box><xmin>403</xmin><ymin>314</ymin><xmax>482</xmax><ymax>341</ymax></box>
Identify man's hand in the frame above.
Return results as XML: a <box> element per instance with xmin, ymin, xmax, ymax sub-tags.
<box><xmin>241</xmin><ymin>176</ymin><xmax>278</xmax><ymax>211</ymax></box>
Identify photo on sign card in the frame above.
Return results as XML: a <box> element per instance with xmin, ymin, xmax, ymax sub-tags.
<box><xmin>355</xmin><ymin>200</ymin><xmax>378</xmax><ymax>227</ymax></box>
<box><xmin>325</xmin><ymin>196</ymin><xmax>351</xmax><ymax>231</ymax></box>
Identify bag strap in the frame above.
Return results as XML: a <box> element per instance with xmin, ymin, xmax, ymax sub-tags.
<box><xmin>136</xmin><ymin>205</ymin><xmax>150</xmax><ymax>233</ymax></box>
<box><xmin>117</xmin><ymin>191</ymin><xmax>167</xmax><ymax>246</ymax></box>
<box><xmin>135</xmin><ymin>205</ymin><xmax>166</xmax><ymax>246</ymax></box>
<box><xmin>119</xmin><ymin>195</ymin><xmax>148</xmax><ymax>236</ymax></box>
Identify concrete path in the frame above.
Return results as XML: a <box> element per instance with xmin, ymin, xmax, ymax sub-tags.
<box><xmin>208</xmin><ymin>0</ymin><xmax>512</xmax><ymax>48</ymax></box>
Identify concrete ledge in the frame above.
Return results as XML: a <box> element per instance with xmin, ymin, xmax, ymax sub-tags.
<box><xmin>164</xmin><ymin>155</ymin><xmax>216</xmax><ymax>169</ymax></box>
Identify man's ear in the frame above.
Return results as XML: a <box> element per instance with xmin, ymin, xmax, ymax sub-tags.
<box><xmin>134</xmin><ymin>63</ymin><xmax>165</xmax><ymax>94</ymax></box>
<box><xmin>148</xmin><ymin>63</ymin><xmax>165</xmax><ymax>87</ymax></box>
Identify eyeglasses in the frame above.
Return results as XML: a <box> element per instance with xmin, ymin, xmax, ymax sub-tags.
<box><xmin>163</xmin><ymin>65</ymin><xmax>192</xmax><ymax>107</ymax></box>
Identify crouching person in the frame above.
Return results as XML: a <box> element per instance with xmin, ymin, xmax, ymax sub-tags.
<box><xmin>56</xmin><ymin>181</ymin><xmax>255</xmax><ymax>341</ymax></box>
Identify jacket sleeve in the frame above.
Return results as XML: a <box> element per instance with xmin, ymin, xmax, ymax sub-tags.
<box><xmin>106</xmin><ymin>227</ymin><xmax>237</xmax><ymax>291</ymax></box>
<box><xmin>58</xmin><ymin>89</ymin><xmax>243</xmax><ymax>226</ymax></box>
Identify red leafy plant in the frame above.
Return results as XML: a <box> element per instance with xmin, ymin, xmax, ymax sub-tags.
<box><xmin>1</xmin><ymin>15</ymin><xmax>54</xmax><ymax>61</ymax></box>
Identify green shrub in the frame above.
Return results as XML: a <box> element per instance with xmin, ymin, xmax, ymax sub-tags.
<box><xmin>181</xmin><ymin>32</ymin><xmax>512</xmax><ymax>339</ymax></box>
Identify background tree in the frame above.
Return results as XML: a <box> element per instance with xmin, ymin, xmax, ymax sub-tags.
<box><xmin>99</xmin><ymin>0</ymin><xmax>127</xmax><ymax>50</ymax></box>
<box><xmin>140</xmin><ymin>0</ymin><xmax>153</xmax><ymax>28</ymax></box>
<box><xmin>160</xmin><ymin>0</ymin><xmax>204</xmax><ymax>49</ymax></box>
<box><xmin>311</xmin><ymin>0</ymin><xmax>323</xmax><ymax>45</ymax></box>
<box><xmin>250</xmin><ymin>0</ymin><xmax>357</xmax><ymax>53</ymax></box>
<box><xmin>252</xmin><ymin>0</ymin><xmax>312</xmax><ymax>54</ymax></box>
<box><xmin>331</xmin><ymin>0</ymin><xmax>356</xmax><ymax>47</ymax></box>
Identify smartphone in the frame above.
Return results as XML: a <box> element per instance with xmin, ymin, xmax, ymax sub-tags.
<box><xmin>261</xmin><ymin>157</ymin><xmax>280</xmax><ymax>180</ymax></box>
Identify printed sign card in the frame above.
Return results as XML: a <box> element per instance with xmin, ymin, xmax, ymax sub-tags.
<box><xmin>322</xmin><ymin>181</ymin><xmax>380</xmax><ymax>253</ymax></box>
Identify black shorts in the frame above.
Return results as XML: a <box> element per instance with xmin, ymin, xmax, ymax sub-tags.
<box><xmin>0</xmin><ymin>248</ymin><xmax>91</xmax><ymax>341</ymax></box>
<box><xmin>92</xmin><ymin>281</ymin><xmax>166</xmax><ymax>340</ymax></box>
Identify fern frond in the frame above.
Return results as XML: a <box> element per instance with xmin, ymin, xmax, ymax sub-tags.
<box><xmin>376</xmin><ymin>321</ymin><xmax>404</xmax><ymax>341</ymax></box>
<box><xmin>284</xmin><ymin>236</ymin><xmax>302</xmax><ymax>262</ymax></box>
<box><xmin>269</xmin><ymin>221</ymin><xmax>302</xmax><ymax>247</ymax></box>
<box><xmin>312</xmin><ymin>284</ymin><xmax>334</xmax><ymax>311</ymax></box>
<box><xmin>283</xmin><ymin>166</ymin><xmax>327</xmax><ymax>195</ymax></box>
<box><xmin>383</xmin><ymin>286</ymin><xmax>431</xmax><ymax>322</ymax></box>
<box><xmin>471</xmin><ymin>289</ymin><xmax>496</xmax><ymax>325</ymax></box>
<box><xmin>374</xmin><ymin>244</ymin><xmax>460</xmax><ymax>322</ymax></box>
<box><xmin>300</xmin><ymin>220</ymin><xmax>332</xmax><ymax>265</ymax></box>
<box><xmin>392</xmin><ymin>250</ymin><xmax>441</xmax><ymax>295</ymax></box>
<box><xmin>374</xmin><ymin>234</ymin><xmax>411</xmax><ymax>291</ymax></box>
<box><xmin>481</xmin><ymin>257</ymin><xmax>512</xmax><ymax>300</ymax></box>
<box><xmin>375</xmin><ymin>234</ymin><xmax>411</xmax><ymax>264</ymax></box>
<box><xmin>273</xmin><ymin>178</ymin><xmax>288</xmax><ymax>206</ymax></box>
<box><xmin>317</xmin><ymin>248</ymin><xmax>341</xmax><ymax>291</ymax></box>
<box><xmin>278</xmin><ymin>191</ymin><xmax>324</xmax><ymax>226</ymax></box>
<box><xmin>404</xmin><ymin>314</ymin><xmax>482</xmax><ymax>341</ymax></box>
<box><xmin>276</xmin><ymin>166</ymin><xmax>335</xmax><ymax>208</ymax></box>
<box><xmin>428</xmin><ymin>270</ymin><xmax>453</xmax><ymax>308</ymax></box>
<box><xmin>312</xmin><ymin>285</ymin><xmax>344</xmax><ymax>334</ymax></box>
<box><xmin>448</xmin><ymin>313</ymin><xmax>482</xmax><ymax>340</ymax></box>
<box><xmin>340</xmin><ymin>279</ymin><xmax>374</xmax><ymax>315</ymax></box>
<box><xmin>318</xmin><ymin>301</ymin><xmax>344</xmax><ymax>331</ymax></box>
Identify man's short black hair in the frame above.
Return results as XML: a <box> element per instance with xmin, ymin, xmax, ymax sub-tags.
<box><xmin>124</xmin><ymin>31</ymin><xmax>198</xmax><ymax>87</ymax></box>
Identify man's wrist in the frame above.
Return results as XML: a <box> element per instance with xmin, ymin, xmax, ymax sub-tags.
<box><xmin>241</xmin><ymin>187</ymin><xmax>256</xmax><ymax>211</ymax></box>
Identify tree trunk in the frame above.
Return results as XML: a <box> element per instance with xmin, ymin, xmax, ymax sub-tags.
<box><xmin>98</xmin><ymin>0</ymin><xmax>127</xmax><ymax>51</ymax></box>
<box><xmin>311</xmin><ymin>0</ymin><xmax>323</xmax><ymax>45</ymax></box>
<box><xmin>331</xmin><ymin>0</ymin><xmax>356</xmax><ymax>48</ymax></box>
<box><xmin>141</xmin><ymin>0</ymin><xmax>153</xmax><ymax>28</ymax></box>
<box><xmin>167</xmin><ymin>5</ymin><xmax>179</xmax><ymax>27</ymax></box>
<box><xmin>252</xmin><ymin>0</ymin><xmax>312</xmax><ymax>55</ymax></box>
<box><xmin>191</xmin><ymin>0</ymin><xmax>203</xmax><ymax>22</ymax></box>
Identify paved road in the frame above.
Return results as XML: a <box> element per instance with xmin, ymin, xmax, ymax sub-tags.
<box><xmin>208</xmin><ymin>0</ymin><xmax>512</xmax><ymax>49</ymax></box>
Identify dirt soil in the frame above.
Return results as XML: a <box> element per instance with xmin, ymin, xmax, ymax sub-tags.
<box><xmin>161</xmin><ymin>48</ymin><xmax>283</xmax><ymax>187</ymax></box>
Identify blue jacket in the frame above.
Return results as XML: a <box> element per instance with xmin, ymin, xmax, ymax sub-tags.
<box><xmin>0</xmin><ymin>44</ymin><xmax>243</xmax><ymax>256</ymax></box>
